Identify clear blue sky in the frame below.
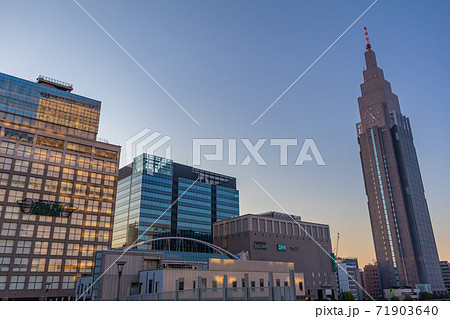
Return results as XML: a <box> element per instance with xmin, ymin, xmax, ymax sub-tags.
<box><xmin>1</xmin><ymin>0</ymin><xmax>449</xmax><ymax>266</ymax></box>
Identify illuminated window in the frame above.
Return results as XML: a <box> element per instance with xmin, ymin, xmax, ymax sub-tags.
<box><xmin>64</xmin><ymin>260</ymin><xmax>78</xmax><ymax>273</ymax></box>
<box><xmin>0</xmin><ymin>141</ymin><xmax>15</xmax><ymax>155</ymax></box>
<box><xmin>4</xmin><ymin>206</ymin><xmax>20</xmax><ymax>220</ymax></box>
<box><xmin>31</xmin><ymin>258</ymin><xmax>46</xmax><ymax>272</ymax></box>
<box><xmin>34</xmin><ymin>242</ymin><xmax>49</xmax><ymax>255</ymax></box>
<box><xmin>86</xmin><ymin>201</ymin><xmax>99</xmax><ymax>213</ymax></box>
<box><xmin>83</xmin><ymin>229</ymin><xmax>96</xmax><ymax>241</ymax></box>
<box><xmin>47</xmin><ymin>165</ymin><xmax>60</xmax><ymax>178</ymax></box>
<box><xmin>44</xmin><ymin>179</ymin><xmax>58</xmax><ymax>192</ymax></box>
<box><xmin>39</xmin><ymin>214</ymin><xmax>53</xmax><ymax>222</ymax></box>
<box><xmin>103</xmin><ymin>188</ymin><xmax>114</xmax><ymax>200</ymax></box>
<box><xmin>14</xmin><ymin>160</ymin><xmax>29</xmax><ymax>173</ymax></box>
<box><xmin>79</xmin><ymin>260</ymin><xmax>93</xmax><ymax>273</ymax></box>
<box><xmin>70</xmin><ymin>213</ymin><xmax>83</xmax><ymax>226</ymax></box>
<box><xmin>31</xmin><ymin>163</ymin><xmax>45</xmax><ymax>175</ymax></box>
<box><xmin>104</xmin><ymin>161</ymin><xmax>117</xmax><ymax>173</ymax></box>
<box><xmin>92</xmin><ymin>159</ymin><xmax>104</xmax><ymax>171</ymax></box>
<box><xmin>33</xmin><ymin>148</ymin><xmax>48</xmax><ymax>161</ymax></box>
<box><xmin>64</xmin><ymin>154</ymin><xmax>76</xmax><ymax>166</ymax></box>
<box><xmin>85</xmin><ymin>214</ymin><xmax>97</xmax><ymax>226</ymax></box>
<box><xmin>99</xmin><ymin>216</ymin><xmax>111</xmax><ymax>228</ymax></box>
<box><xmin>49</xmin><ymin>150</ymin><xmax>62</xmax><ymax>164</ymax></box>
<box><xmin>0</xmin><ymin>172</ymin><xmax>8</xmax><ymax>186</ymax></box>
<box><xmin>73</xmin><ymin>198</ymin><xmax>85</xmax><ymax>210</ymax></box>
<box><xmin>37</xmin><ymin>136</ymin><xmax>64</xmax><ymax>149</ymax></box>
<box><xmin>62</xmin><ymin>168</ymin><xmax>75</xmax><ymax>180</ymax></box>
<box><xmin>78</xmin><ymin>156</ymin><xmax>90</xmax><ymax>169</ymax></box>
<box><xmin>48</xmin><ymin>259</ymin><xmax>62</xmax><ymax>272</ymax></box>
<box><xmin>76</xmin><ymin>170</ymin><xmax>89</xmax><ymax>182</ymax></box>
<box><xmin>104</xmin><ymin>175</ymin><xmax>115</xmax><ymax>186</ymax></box>
<box><xmin>19</xmin><ymin>224</ymin><xmax>35</xmax><ymax>237</ymax></box>
<box><xmin>17</xmin><ymin>145</ymin><xmax>32</xmax><ymax>158</ymax></box>
<box><xmin>7</xmin><ymin>190</ymin><xmax>23</xmax><ymax>203</ymax></box>
<box><xmin>89</xmin><ymin>186</ymin><xmax>101</xmax><ymax>198</ymax></box>
<box><xmin>53</xmin><ymin>227</ymin><xmax>66</xmax><ymax>240</ymax></box>
<box><xmin>36</xmin><ymin>225</ymin><xmax>51</xmax><ymax>239</ymax></box>
<box><xmin>103</xmin><ymin>202</ymin><xmax>113</xmax><ymax>214</ymax></box>
<box><xmin>0</xmin><ymin>157</ymin><xmax>12</xmax><ymax>170</ymax></box>
<box><xmin>98</xmin><ymin>230</ymin><xmax>110</xmax><ymax>243</ymax></box>
<box><xmin>60</xmin><ymin>181</ymin><xmax>73</xmax><ymax>194</ymax></box>
<box><xmin>74</xmin><ymin>184</ymin><xmax>87</xmax><ymax>196</ymax></box>
<box><xmin>29</xmin><ymin>177</ymin><xmax>43</xmax><ymax>190</ymax></box>
<box><xmin>11</xmin><ymin>175</ymin><xmax>26</xmax><ymax>188</ymax></box>
<box><xmin>66</xmin><ymin>243</ymin><xmax>80</xmax><ymax>257</ymax></box>
<box><xmin>90</xmin><ymin>172</ymin><xmax>102</xmax><ymax>184</ymax></box>
<box><xmin>81</xmin><ymin>244</ymin><xmax>95</xmax><ymax>257</ymax></box>
<box><xmin>50</xmin><ymin>242</ymin><xmax>65</xmax><ymax>255</ymax></box>
<box><xmin>55</xmin><ymin>215</ymin><xmax>69</xmax><ymax>225</ymax></box>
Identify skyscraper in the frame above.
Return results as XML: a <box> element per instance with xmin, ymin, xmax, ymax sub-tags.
<box><xmin>112</xmin><ymin>153</ymin><xmax>239</xmax><ymax>249</ymax></box>
<box><xmin>0</xmin><ymin>72</ymin><xmax>120</xmax><ymax>300</ymax></box>
<box><xmin>356</xmin><ymin>28</ymin><xmax>445</xmax><ymax>293</ymax></box>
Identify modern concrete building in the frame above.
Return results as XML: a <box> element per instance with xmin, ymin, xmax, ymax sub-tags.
<box><xmin>0</xmin><ymin>72</ymin><xmax>120</xmax><ymax>300</ymax></box>
<box><xmin>356</xmin><ymin>29</ymin><xmax>445</xmax><ymax>293</ymax></box>
<box><xmin>77</xmin><ymin>249</ymin><xmax>304</xmax><ymax>301</ymax></box>
<box><xmin>440</xmin><ymin>261</ymin><xmax>450</xmax><ymax>294</ymax></box>
<box><xmin>335</xmin><ymin>257</ymin><xmax>364</xmax><ymax>300</ymax></box>
<box><xmin>112</xmin><ymin>153</ymin><xmax>239</xmax><ymax>249</ymax></box>
<box><xmin>363</xmin><ymin>263</ymin><xmax>382</xmax><ymax>299</ymax></box>
<box><xmin>212</xmin><ymin>211</ymin><xmax>337</xmax><ymax>300</ymax></box>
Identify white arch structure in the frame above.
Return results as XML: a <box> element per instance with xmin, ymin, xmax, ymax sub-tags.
<box><xmin>123</xmin><ymin>236</ymin><xmax>239</xmax><ymax>260</ymax></box>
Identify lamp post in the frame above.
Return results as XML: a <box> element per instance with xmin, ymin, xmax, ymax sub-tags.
<box><xmin>116</xmin><ymin>260</ymin><xmax>127</xmax><ymax>301</ymax></box>
<box><xmin>45</xmin><ymin>282</ymin><xmax>51</xmax><ymax>301</ymax></box>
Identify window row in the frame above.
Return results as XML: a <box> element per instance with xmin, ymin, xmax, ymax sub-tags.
<box><xmin>0</xmin><ymin>275</ymin><xmax>76</xmax><ymax>290</ymax></box>
<box><xmin>0</xmin><ymin>144</ymin><xmax>117</xmax><ymax>173</ymax></box>
<box><xmin>0</xmin><ymin>223</ymin><xmax>111</xmax><ymax>241</ymax></box>
<box><xmin>0</xmin><ymin>240</ymin><xmax>108</xmax><ymax>257</ymax></box>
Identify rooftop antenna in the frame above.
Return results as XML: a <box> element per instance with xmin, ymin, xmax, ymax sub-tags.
<box><xmin>364</xmin><ymin>27</ymin><xmax>371</xmax><ymax>50</ymax></box>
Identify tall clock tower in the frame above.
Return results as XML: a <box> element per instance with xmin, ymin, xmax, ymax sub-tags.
<box><xmin>356</xmin><ymin>28</ymin><xmax>445</xmax><ymax>293</ymax></box>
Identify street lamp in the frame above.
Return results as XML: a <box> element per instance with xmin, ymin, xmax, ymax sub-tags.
<box><xmin>45</xmin><ymin>282</ymin><xmax>51</xmax><ymax>301</ymax></box>
<box><xmin>116</xmin><ymin>260</ymin><xmax>127</xmax><ymax>301</ymax></box>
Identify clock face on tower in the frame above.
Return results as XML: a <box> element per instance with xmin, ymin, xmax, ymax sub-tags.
<box><xmin>363</xmin><ymin>106</ymin><xmax>383</xmax><ymax>125</ymax></box>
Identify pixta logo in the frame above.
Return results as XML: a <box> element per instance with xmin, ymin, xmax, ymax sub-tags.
<box><xmin>192</xmin><ymin>138</ymin><xmax>325</xmax><ymax>166</ymax></box>
<box><xmin>125</xmin><ymin>128</ymin><xmax>172</xmax><ymax>164</ymax></box>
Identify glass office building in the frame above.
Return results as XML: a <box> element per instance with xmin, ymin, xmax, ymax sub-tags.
<box><xmin>0</xmin><ymin>72</ymin><xmax>120</xmax><ymax>300</ymax></box>
<box><xmin>112</xmin><ymin>153</ymin><xmax>239</xmax><ymax>250</ymax></box>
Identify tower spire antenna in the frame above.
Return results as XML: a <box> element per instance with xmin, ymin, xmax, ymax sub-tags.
<box><xmin>364</xmin><ymin>26</ymin><xmax>371</xmax><ymax>50</ymax></box>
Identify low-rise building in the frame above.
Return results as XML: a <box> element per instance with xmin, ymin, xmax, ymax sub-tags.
<box><xmin>76</xmin><ymin>248</ymin><xmax>305</xmax><ymax>301</ymax></box>
<box><xmin>212</xmin><ymin>211</ymin><xmax>337</xmax><ymax>300</ymax></box>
